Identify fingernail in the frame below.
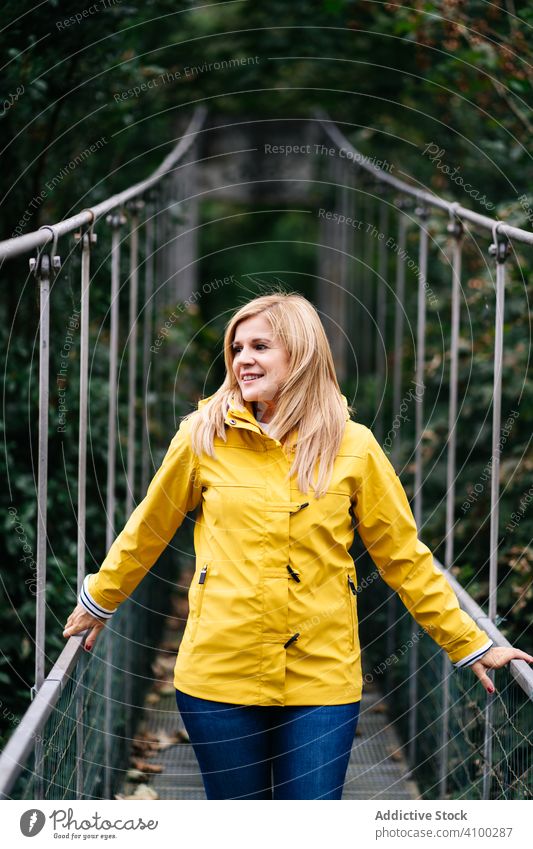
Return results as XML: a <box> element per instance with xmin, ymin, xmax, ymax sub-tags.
<box><xmin>488</xmin><ymin>687</ymin><xmax>495</xmax><ymax>694</ymax></box>
<box><xmin>85</xmin><ymin>644</ymin><xmax>92</xmax><ymax>652</ymax></box>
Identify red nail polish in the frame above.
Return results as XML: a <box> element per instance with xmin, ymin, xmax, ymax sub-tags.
<box><xmin>488</xmin><ymin>687</ymin><xmax>495</xmax><ymax>694</ymax></box>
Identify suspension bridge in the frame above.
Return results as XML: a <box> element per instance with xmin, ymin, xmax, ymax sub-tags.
<box><xmin>0</xmin><ymin>107</ymin><xmax>532</xmax><ymax>800</ymax></box>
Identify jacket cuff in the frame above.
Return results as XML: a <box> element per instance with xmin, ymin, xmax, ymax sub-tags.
<box><xmin>78</xmin><ymin>574</ymin><xmax>117</xmax><ymax>620</ymax></box>
<box><xmin>453</xmin><ymin>639</ymin><xmax>493</xmax><ymax>668</ymax></box>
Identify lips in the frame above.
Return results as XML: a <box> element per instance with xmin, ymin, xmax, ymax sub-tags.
<box><xmin>241</xmin><ymin>374</ymin><xmax>264</xmax><ymax>381</ymax></box>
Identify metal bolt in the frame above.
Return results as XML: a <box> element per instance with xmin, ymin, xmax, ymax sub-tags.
<box><xmin>106</xmin><ymin>212</ymin><xmax>127</xmax><ymax>227</ymax></box>
<box><xmin>447</xmin><ymin>220</ymin><xmax>463</xmax><ymax>238</ymax></box>
<box><xmin>489</xmin><ymin>240</ymin><xmax>510</xmax><ymax>263</ymax></box>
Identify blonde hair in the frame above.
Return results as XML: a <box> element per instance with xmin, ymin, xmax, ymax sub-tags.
<box><xmin>182</xmin><ymin>292</ymin><xmax>354</xmax><ymax>498</ymax></box>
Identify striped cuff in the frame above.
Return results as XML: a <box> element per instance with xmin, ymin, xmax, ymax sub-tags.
<box><xmin>453</xmin><ymin>639</ymin><xmax>494</xmax><ymax>669</ymax></box>
<box><xmin>78</xmin><ymin>575</ymin><xmax>117</xmax><ymax>620</ymax></box>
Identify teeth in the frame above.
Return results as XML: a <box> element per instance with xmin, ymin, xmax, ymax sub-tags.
<box><xmin>242</xmin><ymin>375</ymin><xmax>262</xmax><ymax>381</ymax></box>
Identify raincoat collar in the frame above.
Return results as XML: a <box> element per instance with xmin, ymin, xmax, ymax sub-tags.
<box><xmin>197</xmin><ymin>390</ymin><xmax>350</xmax><ymax>433</ymax></box>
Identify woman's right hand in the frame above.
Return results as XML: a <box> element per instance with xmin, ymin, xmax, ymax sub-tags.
<box><xmin>469</xmin><ymin>646</ymin><xmax>533</xmax><ymax>694</ymax></box>
<box><xmin>63</xmin><ymin>603</ymin><xmax>107</xmax><ymax>651</ymax></box>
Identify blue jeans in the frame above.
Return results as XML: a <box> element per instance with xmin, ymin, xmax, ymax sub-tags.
<box><xmin>175</xmin><ymin>688</ymin><xmax>360</xmax><ymax>800</ymax></box>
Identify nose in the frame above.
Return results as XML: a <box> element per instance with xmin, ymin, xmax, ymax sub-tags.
<box><xmin>235</xmin><ymin>347</ymin><xmax>255</xmax><ymax>367</ymax></box>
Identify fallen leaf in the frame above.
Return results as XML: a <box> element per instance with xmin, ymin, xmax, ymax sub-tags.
<box><xmin>152</xmin><ymin>729</ymin><xmax>188</xmax><ymax>750</ymax></box>
<box><xmin>131</xmin><ymin>738</ymin><xmax>159</xmax><ymax>756</ymax></box>
<box><xmin>160</xmin><ymin>641</ymin><xmax>180</xmax><ymax>652</ymax></box>
<box><xmin>135</xmin><ymin>730</ymin><xmax>160</xmax><ymax>743</ymax></box>
<box><xmin>130</xmin><ymin>758</ymin><xmax>163</xmax><ymax>774</ymax></box>
<box><xmin>153</xmin><ymin>653</ymin><xmax>176</xmax><ymax>670</ymax></box>
<box><xmin>156</xmin><ymin>684</ymin><xmax>176</xmax><ymax>697</ymax></box>
<box><xmin>116</xmin><ymin>783</ymin><xmax>159</xmax><ymax>800</ymax></box>
<box><xmin>126</xmin><ymin>768</ymin><xmax>147</xmax><ymax>782</ymax></box>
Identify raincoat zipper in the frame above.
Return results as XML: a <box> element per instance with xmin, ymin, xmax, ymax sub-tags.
<box><xmin>347</xmin><ymin>573</ymin><xmax>357</xmax><ymax>651</ymax></box>
<box><xmin>189</xmin><ymin>564</ymin><xmax>209</xmax><ymax>643</ymax></box>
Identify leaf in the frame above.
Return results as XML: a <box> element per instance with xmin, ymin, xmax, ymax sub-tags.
<box><xmin>153</xmin><ymin>729</ymin><xmax>188</xmax><ymax>749</ymax></box>
<box><xmin>126</xmin><ymin>768</ymin><xmax>147</xmax><ymax>782</ymax></box>
<box><xmin>130</xmin><ymin>758</ymin><xmax>163</xmax><ymax>774</ymax></box>
<box><xmin>116</xmin><ymin>784</ymin><xmax>159</xmax><ymax>800</ymax></box>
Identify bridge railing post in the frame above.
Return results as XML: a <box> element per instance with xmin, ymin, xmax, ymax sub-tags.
<box><xmin>344</xmin><ymin>166</ymin><xmax>357</xmax><ymax>366</ymax></box>
<box><xmin>384</xmin><ymin>203</ymin><xmax>409</xmax><ymax>687</ymax></box>
<box><xmin>439</xmin><ymin>208</ymin><xmax>464</xmax><ymax>800</ymax></box>
<box><xmin>361</xmin><ymin>189</ymin><xmax>375</xmax><ymax>376</ymax></box>
<box><xmin>391</xmin><ymin>202</ymin><xmax>408</xmax><ymax>472</ymax></box>
<box><xmin>481</xmin><ymin>225</ymin><xmax>511</xmax><ymax>800</ymax></box>
<box><xmin>103</xmin><ymin>210</ymin><xmax>126</xmax><ymax>799</ymax></box>
<box><xmin>408</xmin><ymin>204</ymin><xmax>429</xmax><ymax>769</ymax></box>
<box><xmin>141</xmin><ymin>200</ymin><xmax>155</xmax><ymax>498</ymax></box>
<box><xmin>28</xmin><ymin>239</ymin><xmax>55</xmax><ymax>798</ymax></box>
<box><xmin>172</xmin><ymin>146</ymin><xmax>200</xmax><ymax>305</ymax></box>
<box><xmin>323</xmin><ymin>151</ymin><xmax>345</xmax><ymax>381</ymax></box>
<box><xmin>337</xmin><ymin>159</ymin><xmax>351</xmax><ymax>385</ymax></box>
<box><xmin>123</xmin><ymin>200</ymin><xmax>143</xmax><ymax>751</ymax></box>
<box><xmin>73</xmin><ymin>220</ymin><xmax>96</xmax><ymax>799</ymax></box>
<box><xmin>374</xmin><ymin>193</ymin><xmax>389</xmax><ymax>444</ymax></box>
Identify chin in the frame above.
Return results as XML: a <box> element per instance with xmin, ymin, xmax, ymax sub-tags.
<box><xmin>241</xmin><ymin>388</ymin><xmax>261</xmax><ymax>400</ymax></box>
<box><xmin>239</xmin><ymin>380</ymin><xmax>276</xmax><ymax>402</ymax></box>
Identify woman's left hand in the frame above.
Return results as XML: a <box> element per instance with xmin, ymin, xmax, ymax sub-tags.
<box><xmin>470</xmin><ymin>647</ymin><xmax>533</xmax><ymax>694</ymax></box>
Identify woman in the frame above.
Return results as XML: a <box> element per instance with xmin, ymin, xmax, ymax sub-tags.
<box><xmin>63</xmin><ymin>292</ymin><xmax>533</xmax><ymax>800</ymax></box>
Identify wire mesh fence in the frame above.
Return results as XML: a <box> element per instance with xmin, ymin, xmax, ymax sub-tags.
<box><xmin>380</xmin><ymin>587</ymin><xmax>533</xmax><ymax>800</ymax></box>
<box><xmin>10</xmin><ymin>552</ymin><xmax>177</xmax><ymax>800</ymax></box>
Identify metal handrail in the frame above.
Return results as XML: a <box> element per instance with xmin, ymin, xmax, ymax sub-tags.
<box><xmin>316</xmin><ymin>109</ymin><xmax>533</xmax><ymax>246</ymax></box>
<box><xmin>0</xmin><ymin>106</ymin><xmax>208</xmax><ymax>261</ymax></box>
<box><xmin>435</xmin><ymin>557</ymin><xmax>533</xmax><ymax>701</ymax></box>
<box><xmin>0</xmin><ymin>636</ymin><xmax>84</xmax><ymax>799</ymax></box>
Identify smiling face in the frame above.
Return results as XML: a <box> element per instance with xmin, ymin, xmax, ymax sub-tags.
<box><xmin>231</xmin><ymin>314</ymin><xmax>290</xmax><ymax>416</ymax></box>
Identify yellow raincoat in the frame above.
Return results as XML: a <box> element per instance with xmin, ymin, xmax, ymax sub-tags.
<box><xmin>81</xmin><ymin>393</ymin><xmax>492</xmax><ymax>705</ymax></box>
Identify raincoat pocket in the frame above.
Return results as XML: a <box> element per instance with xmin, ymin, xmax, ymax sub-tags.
<box><xmin>188</xmin><ymin>562</ymin><xmax>209</xmax><ymax>643</ymax></box>
<box><xmin>346</xmin><ymin>570</ymin><xmax>357</xmax><ymax>651</ymax></box>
